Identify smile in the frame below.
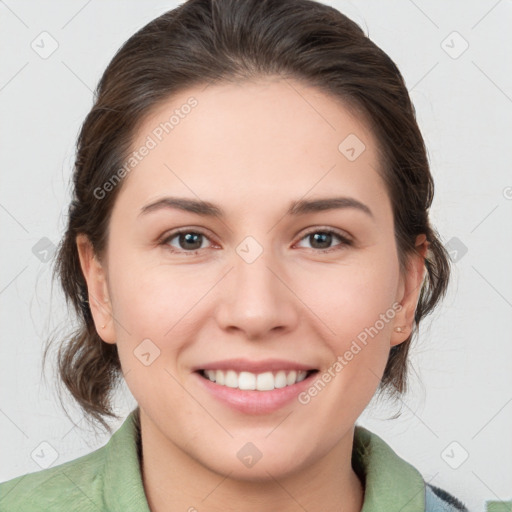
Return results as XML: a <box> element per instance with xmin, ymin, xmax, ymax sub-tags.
<box><xmin>199</xmin><ymin>369</ymin><xmax>316</xmax><ymax>391</ymax></box>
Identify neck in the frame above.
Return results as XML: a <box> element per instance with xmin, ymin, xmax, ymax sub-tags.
<box><xmin>139</xmin><ymin>412</ymin><xmax>364</xmax><ymax>512</ymax></box>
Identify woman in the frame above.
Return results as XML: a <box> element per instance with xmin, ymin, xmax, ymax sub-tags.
<box><xmin>0</xmin><ymin>0</ymin><xmax>471</xmax><ymax>510</ymax></box>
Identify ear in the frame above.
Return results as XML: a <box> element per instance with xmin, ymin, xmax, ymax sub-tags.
<box><xmin>390</xmin><ymin>234</ymin><xmax>428</xmax><ymax>347</ymax></box>
<box><xmin>76</xmin><ymin>234</ymin><xmax>116</xmax><ymax>344</ymax></box>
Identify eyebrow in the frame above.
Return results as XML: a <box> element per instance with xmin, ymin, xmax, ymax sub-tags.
<box><xmin>138</xmin><ymin>196</ymin><xmax>374</xmax><ymax>219</ymax></box>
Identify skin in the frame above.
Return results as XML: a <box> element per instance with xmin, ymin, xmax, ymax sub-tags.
<box><xmin>77</xmin><ymin>77</ymin><xmax>427</xmax><ymax>512</ymax></box>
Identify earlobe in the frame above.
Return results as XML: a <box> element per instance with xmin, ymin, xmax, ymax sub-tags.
<box><xmin>390</xmin><ymin>234</ymin><xmax>428</xmax><ymax>347</ymax></box>
<box><xmin>390</xmin><ymin>324</ymin><xmax>410</xmax><ymax>346</ymax></box>
<box><xmin>76</xmin><ymin>234</ymin><xmax>116</xmax><ymax>344</ymax></box>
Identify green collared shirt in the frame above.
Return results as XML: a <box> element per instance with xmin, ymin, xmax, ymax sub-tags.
<box><xmin>0</xmin><ymin>407</ymin><xmax>471</xmax><ymax>511</ymax></box>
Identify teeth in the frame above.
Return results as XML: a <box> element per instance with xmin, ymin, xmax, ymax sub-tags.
<box><xmin>225</xmin><ymin>370</ymin><xmax>238</xmax><ymax>388</ymax></box>
<box><xmin>286</xmin><ymin>370</ymin><xmax>297</xmax><ymax>386</ymax></box>
<box><xmin>215</xmin><ymin>370</ymin><xmax>224</xmax><ymax>385</ymax></box>
<box><xmin>296</xmin><ymin>371</ymin><xmax>307</xmax><ymax>382</ymax></box>
<box><xmin>275</xmin><ymin>370</ymin><xmax>287</xmax><ymax>388</ymax></box>
<box><xmin>202</xmin><ymin>369</ymin><xmax>309</xmax><ymax>391</ymax></box>
<box><xmin>256</xmin><ymin>372</ymin><xmax>274</xmax><ymax>390</ymax></box>
<box><xmin>238</xmin><ymin>371</ymin><xmax>256</xmax><ymax>390</ymax></box>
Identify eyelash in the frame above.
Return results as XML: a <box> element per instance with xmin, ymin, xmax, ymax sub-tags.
<box><xmin>159</xmin><ymin>227</ymin><xmax>353</xmax><ymax>256</ymax></box>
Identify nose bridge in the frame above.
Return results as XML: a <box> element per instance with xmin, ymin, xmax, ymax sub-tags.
<box><xmin>215</xmin><ymin>237</ymin><xmax>298</xmax><ymax>338</ymax></box>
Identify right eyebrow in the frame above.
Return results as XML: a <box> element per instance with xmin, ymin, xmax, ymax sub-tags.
<box><xmin>139</xmin><ymin>197</ymin><xmax>224</xmax><ymax>218</ymax></box>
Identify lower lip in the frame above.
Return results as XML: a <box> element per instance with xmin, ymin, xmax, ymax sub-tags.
<box><xmin>195</xmin><ymin>372</ymin><xmax>317</xmax><ymax>415</ymax></box>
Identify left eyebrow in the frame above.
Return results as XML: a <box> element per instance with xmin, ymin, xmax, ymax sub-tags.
<box><xmin>287</xmin><ymin>197</ymin><xmax>374</xmax><ymax>219</ymax></box>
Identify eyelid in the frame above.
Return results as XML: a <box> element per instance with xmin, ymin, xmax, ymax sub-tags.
<box><xmin>297</xmin><ymin>225</ymin><xmax>352</xmax><ymax>242</ymax></box>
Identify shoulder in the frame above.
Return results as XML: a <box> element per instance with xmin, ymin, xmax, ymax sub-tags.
<box><xmin>0</xmin><ymin>442</ymin><xmax>109</xmax><ymax>512</ymax></box>
<box><xmin>353</xmin><ymin>425</ymin><xmax>471</xmax><ymax>512</ymax></box>
<box><xmin>0</xmin><ymin>408</ymin><xmax>148</xmax><ymax>512</ymax></box>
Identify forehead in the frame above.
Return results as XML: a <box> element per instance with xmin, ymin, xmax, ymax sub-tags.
<box><xmin>115</xmin><ymin>77</ymin><xmax>389</xmax><ymax>218</ymax></box>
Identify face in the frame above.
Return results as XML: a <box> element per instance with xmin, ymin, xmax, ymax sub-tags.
<box><xmin>78</xmin><ymin>77</ymin><xmax>426</xmax><ymax>481</ymax></box>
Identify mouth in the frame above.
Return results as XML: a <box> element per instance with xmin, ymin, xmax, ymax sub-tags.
<box><xmin>192</xmin><ymin>358</ymin><xmax>320</xmax><ymax>414</ymax></box>
<box><xmin>197</xmin><ymin>368</ymin><xmax>319</xmax><ymax>391</ymax></box>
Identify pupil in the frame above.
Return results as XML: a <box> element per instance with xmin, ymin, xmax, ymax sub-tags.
<box><xmin>311</xmin><ymin>232</ymin><xmax>331</xmax><ymax>249</ymax></box>
<box><xmin>180</xmin><ymin>233</ymin><xmax>202</xmax><ymax>250</ymax></box>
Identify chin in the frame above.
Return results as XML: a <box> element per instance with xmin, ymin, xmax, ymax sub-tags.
<box><xmin>188</xmin><ymin>439</ymin><xmax>313</xmax><ymax>483</ymax></box>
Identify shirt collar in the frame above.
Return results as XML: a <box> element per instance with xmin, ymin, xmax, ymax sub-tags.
<box><xmin>103</xmin><ymin>406</ymin><xmax>151</xmax><ymax>512</ymax></box>
<box><xmin>353</xmin><ymin>425</ymin><xmax>426</xmax><ymax>511</ymax></box>
<box><xmin>103</xmin><ymin>407</ymin><xmax>425</xmax><ymax>511</ymax></box>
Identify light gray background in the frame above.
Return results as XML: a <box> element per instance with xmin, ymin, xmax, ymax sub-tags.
<box><xmin>1</xmin><ymin>1</ymin><xmax>511</xmax><ymax>511</ymax></box>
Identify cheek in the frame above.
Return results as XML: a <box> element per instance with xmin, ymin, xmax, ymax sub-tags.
<box><xmin>107</xmin><ymin>258</ymin><xmax>216</xmax><ymax>353</ymax></box>
<box><xmin>109</xmin><ymin>257</ymin><xmax>178</xmax><ymax>322</ymax></box>
<box><xmin>306</xmin><ymin>252</ymin><xmax>400</xmax><ymax>343</ymax></box>
<box><xmin>106</xmin><ymin>262</ymin><xmax>200</xmax><ymax>403</ymax></box>
<box><xmin>295</xmin><ymin>262</ymin><xmax>400</xmax><ymax>428</ymax></box>
<box><xmin>299</xmin><ymin>251</ymin><xmax>400</xmax><ymax>408</ymax></box>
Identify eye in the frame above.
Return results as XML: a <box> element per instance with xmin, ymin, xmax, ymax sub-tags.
<box><xmin>295</xmin><ymin>228</ymin><xmax>353</xmax><ymax>253</ymax></box>
<box><xmin>160</xmin><ymin>226</ymin><xmax>353</xmax><ymax>256</ymax></box>
<box><xmin>161</xmin><ymin>229</ymin><xmax>214</xmax><ymax>255</ymax></box>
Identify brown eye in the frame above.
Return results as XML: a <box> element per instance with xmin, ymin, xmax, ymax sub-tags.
<box><xmin>296</xmin><ymin>228</ymin><xmax>352</xmax><ymax>253</ymax></box>
<box><xmin>308</xmin><ymin>232</ymin><xmax>334</xmax><ymax>250</ymax></box>
<box><xmin>162</xmin><ymin>230</ymin><xmax>212</xmax><ymax>254</ymax></box>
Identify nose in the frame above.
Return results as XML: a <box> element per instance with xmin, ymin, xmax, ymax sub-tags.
<box><xmin>214</xmin><ymin>246</ymin><xmax>299</xmax><ymax>341</ymax></box>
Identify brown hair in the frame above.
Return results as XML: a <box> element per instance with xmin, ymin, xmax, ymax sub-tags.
<box><xmin>44</xmin><ymin>0</ymin><xmax>451</xmax><ymax>432</ymax></box>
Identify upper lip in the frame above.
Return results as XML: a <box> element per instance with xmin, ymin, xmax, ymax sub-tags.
<box><xmin>193</xmin><ymin>358</ymin><xmax>317</xmax><ymax>373</ymax></box>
